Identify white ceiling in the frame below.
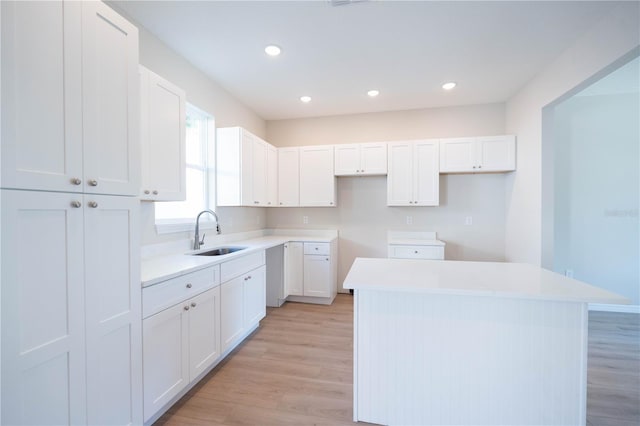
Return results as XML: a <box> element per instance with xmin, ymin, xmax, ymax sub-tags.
<box><xmin>111</xmin><ymin>1</ymin><xmax>621</xmax><ymax>121</ymax></box>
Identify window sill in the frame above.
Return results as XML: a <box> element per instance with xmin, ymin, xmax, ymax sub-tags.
<box><xmin>155</xmin><ymin>220</ymin><xmax>217</xmax><ymax>235</ymax></box>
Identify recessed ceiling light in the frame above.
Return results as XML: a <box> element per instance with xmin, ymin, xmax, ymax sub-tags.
<box><xmin>265</xmin><ymin>45</ymin><xmax>281</xmax><ymax>56</ymax></box>
<box><xmin>442</xmin><ymin>82</ymin><xmax>457</xmax><ymax>90</ymax></box>
<box><xmin>367</xmin><ymin>90</ymin><xmax>380</xmax><ymax>97</ymax></box>
<box><xmin>300</xmin><ymin>96</ymin><xmax>312</xmax><ymax>103</ymax></box>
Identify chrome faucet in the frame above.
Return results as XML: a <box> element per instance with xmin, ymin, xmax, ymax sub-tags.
<box><xmin>193</xmin><ymin>209</ymin><xmax>221</xmax><ymax>250</ymax></box>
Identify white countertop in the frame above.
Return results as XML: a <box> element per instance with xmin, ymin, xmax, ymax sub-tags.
<box><xmin>343</xmin><ymin>258</ymin><xmax>629</xmax><ymax>304</ymax></box>
<box><xmin>142</xmin><ymin>233</ymin><xmax>336</xmax><ymax>287</ymax></box>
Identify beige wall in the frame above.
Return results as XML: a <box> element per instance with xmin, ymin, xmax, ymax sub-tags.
<box><xmin>267</xmin><ymin>103</ymin><xmax>505</xmax><ymax>146</ymax></box>
<box><xmin>111</xmin><ymin>9</ymin><xmax>269</xmax><ymax>246</ymax></box>
<box><xmin>266</xmin><ymin>103</ymin><xmax>507</xmax><ymax>289</ymax></box>
<box><xmin>504</xmin><ymin>2</ymin><xmax>640</xmax><ymax>265</ymax></box>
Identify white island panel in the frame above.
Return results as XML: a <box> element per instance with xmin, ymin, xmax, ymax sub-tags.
<box><xmin>355</xmin><ymin>290</ymin><xmax>587</xmax><ymax>425</ymax></box>
<box><xmin>345</xmin><ymin>258</ymin><xmax>628</xmax><ymax>426</ymax></box>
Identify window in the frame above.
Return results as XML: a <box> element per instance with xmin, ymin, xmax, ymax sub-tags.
<box><xmin>155</xmin><ymin>104</ymin><xmax>215</xmax><ymax>234</ymax></box>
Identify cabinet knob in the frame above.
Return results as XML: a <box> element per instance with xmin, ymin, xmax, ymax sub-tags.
<box><xmin>88</xmin><ymin>201</ymin><xmax>98</xmax><ymax>208</ymax></box>
<box><xmin>144</xmin><ymin>190</ymin><xmax>150</xmax><ymax>195</ymax></box>
<box><xmin>473</xmin><ymin>166</ymin><xmax>476</xmax><ymax>169</ymax></box>
<box><xmin>184</xmin><ymin>305</ymin><xmax>190</xmax><ymax>311</ymax></box>
<box><xmin>279</xmin><ymin>202</ymin><xmax>283</xmax><ymax>205</ymax></box>
<box><xmin>361</xmin><ymin>170</ymin><xmax>365</xmax><ymax>173</ymax></box>
<box><xmin>153</xmin><ymin>190</ymin><xmax>158</xmax><ymax>195</ymax></box>
<box><xmin>191</xmin><ymin>302</ymin><xmax>196</xmax><ymax>308</ymax></box>
<box><xmin>330</xmin><ymin>202</ymin><xmax>334</xmax><ymax>205</ymax></box>
<box><xmin>88</xmin><ymin>179</ymin><xmax>98</xmax><ymax>186</ymax></box>
<box><xmin>414</xmin><ymin>251</ymin><xmax>418</xmax><ymax>254</ymax></box>
<box><xmin>186</xmin><ymin>283</ymin><xmax>192</xmax><ymax>289</ymax></box>
<box><xmin>478</xmin><ymin>165</ymin><xmax>482</xmax><ymax>169</ymax></box>
<box><xmin>71</xmin><ymin>178</ymin><xmax>82</xmax><ymax>185</ymax></box>
<box><xmin>326</xmin><ymin>258</ymin><xmax>329</xmax><ymax>261</ymax></box>
<box><xmin>268</xmin><ymin>202</ymin><xmax>271</xmax><ymax>205</ymax></box>
<box><xmin>70</xmin><ymin>201</ymin><xmax>82</xmax><ymax>208</ymax></box>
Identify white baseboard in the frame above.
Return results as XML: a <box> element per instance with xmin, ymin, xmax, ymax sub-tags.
<box><xmin>589</xmin><ymin>303</ymin><xmax>640</xmax><ymax>314</ymax></box>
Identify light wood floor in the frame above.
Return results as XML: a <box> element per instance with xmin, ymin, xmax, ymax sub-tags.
<box><xmin>155</xmin><ymin>295</ymin><xmax>640</xmax><ymax>426</ymax></box>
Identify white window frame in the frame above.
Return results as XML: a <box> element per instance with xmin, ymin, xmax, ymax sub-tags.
<box><xmin>155</xmin><ymin>103</ymin><xmax>217</xmax><ymax>235</ymax></box>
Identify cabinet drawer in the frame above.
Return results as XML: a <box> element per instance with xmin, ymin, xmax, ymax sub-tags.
<box><xmin>221</xmin><ymin>250</ymin><xmax>265</xmax><ymax>283</ymax></box>
<box><xmin>143</xmin><ymin>266</ymin><xmax>219</xmax><ymax>318</ymax></box>
<box><xmin>304</xmin><ymin>242</ymin><xmax>330</xmax><ymax>255</ymax></box>
<box><xmin>388</xmin><ymin>245</ymin><xmax>444</xmax><ymax>260</ymax></box>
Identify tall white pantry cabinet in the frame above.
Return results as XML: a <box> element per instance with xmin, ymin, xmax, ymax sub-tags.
<box><xmin>1</xmin><ymin>1</ymin><xmax>142</xmax><ymax>425</ymax></box>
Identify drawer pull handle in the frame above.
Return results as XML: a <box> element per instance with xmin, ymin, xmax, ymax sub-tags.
<box><xmin>71</xmin><ymin>177</ymin><xmax>82</xmax><ymax>185</ymax></box>
<box><xmin>88</xmin><ymin>179</ymin><xmax>98</xmax><ymax>186</ymax></box>
<box><xmin>186</xmin><ymin>283</ymin><xmax>192</xmax><ymax>289</ymax></box>
<box><xmin>184</xmin><ymin>305</ymin><xmax>190</xmax><ymax>311</ymax></box>
<box><xmin>191</xmin><ymin>302</ymin><xmax>196</xmax><ymax>308</ymax></box>
<box><xmin>414</xmin><ymin>251</ymin><xmax>418</xmax><ymax>254</ymax></box>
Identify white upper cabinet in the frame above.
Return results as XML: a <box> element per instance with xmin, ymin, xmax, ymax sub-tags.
<box><xmin>387</xmin><ymin>140</ymin><xmax>439</xmax><ymax>206</ymax></box>
<box><xmin>251</xmin><ymin>137</ymin><xmax>267</xmax><ymax>206</ymax></box>
<box><xmin>299</xmin><ymin>145</ymin><xmax>336</xmax><ymax>207</ymax></box>
<box><xmin>216</xmin><ymin>127</ymin><xmax>276</xmax><ymax>207</ymax></box>
<box><xmin>267</xmin><ymin>145</ymin><xmax>278</xmax><ymax>207</ymax></box>
<box><xmin>139</xmin><ymin>66</ymin><xmax>186</xmax><ymax>201</ymax></box>
<box><xmin>334</xmin><ymin>142</ymin><xmax>387</xmax><ymax>176</ymax></box>
<box><xmin>1</xmin><ymin>1</ymin><xmax>139</xmax><ymax>195</ymax></box>
<box><xmin>277</xmin><ymin>147</ymin><xmax>300</xmax><ymax>207</ymax></box>
<box><xmin>439</xmin><ymin>135</ymin><xmax>516</xmax><ymax>173</ymax></box>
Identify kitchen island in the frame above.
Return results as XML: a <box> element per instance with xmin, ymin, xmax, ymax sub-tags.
<box><xmin>343</xmin><ymin>258</ymin><xmax>628</xmax><ymax>426</ymax></box>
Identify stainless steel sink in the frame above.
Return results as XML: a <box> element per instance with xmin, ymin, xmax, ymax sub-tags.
<box><xmin>191</xmin><ymin>246</ymin><xmax>247</xmax><ymax>256</ymax></box>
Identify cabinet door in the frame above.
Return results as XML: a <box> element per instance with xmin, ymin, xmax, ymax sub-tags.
<box><xmin>188</xmin><ymin>287</ymin><xmax>221</xmax><ymax>381</ymax></box>
<box><xmin>360</xmin><ymin>142</ymin><xmax>388</xmax><ymax>175</ymax></box>
<box><xmin>82</xmin><ymin>1</ymin><xmax>140</xmax><ymax>196</ymax></box>
<box><xmin>413</xmin><ymin>140</ymin><xmax>440</xmax><ymax>206</ymax></box>
<box><xmin>477</xmin><ymin>135</ymin><xmax>516</xmax><ymax>172</ymax></box>
<box><xmin>334</xmin><ymin>144</ymin><xmax>360</xmax><ymax>176</ymax></box>
<box><xmin>220</xmin><ymin>276</ymin><xmax>245</xmax><ymax>353</ymax></box>
<box><xmin>244</xmin><ymin>266</ymin><xmax>266</xmax><ymax>328</ymax></box>
<box><xmin>299</xmin><ymin>146</ymin><xmax>336</xmax><ymax>206</ymax></box>
<box><xmin>439</xmin><ymin>138</ymin><xmax>476</xmax><ymax>172</ymax></box>
<box><xmin>239</xmin><ymin>130</ymin><xmax>254</xmax><ymax>206</ymax></box>
<box><xmin>387</xmin><ymin>142</ymin><xmax>413</xmax><ymax>206</ymax></box>
<box><xmin>267</xmin><ymin>145</ymin><xmax>278</xmax><ymax>206</ymax></box>
<box><xmin>303</xmin><ymin>255</ymin><xmax>331</xmax><ymax>298</ymax></box>
<box><xmin>1</xmin><ymin>190</ymin><xmax>86</xmax><ymax>425</ymax></box>
<box><xmin>84</xmin><ymin>195</ymin><xmax>142</xmax><ymax>425</ymax></box>
<box><xmin>140</xmin><ymin>66</ymin><xmax>186</xmax><ymax>201</ymax></box>
<box><xmin>143</xmin><ymin>303</ymin><xmax>189</xmax><ymax>423</ymax></box>
<box><xmin>1</xmin><ymin>1</ymin><xmax>83</xmax><ymax>192</ymax></box>
<box><xmin>284</xmin><ymin>242</ymin><xmax>304</xmax><ymax>297</ymax></box>
<box><xmin>278</xmin><ymin>148</ymin><xmax>300</xmax><ymax>206</ymax></box>
<box><xmin>251</xmin><ymin>138</ymin><xmax>267</xmax><ymax>206</ymax></box>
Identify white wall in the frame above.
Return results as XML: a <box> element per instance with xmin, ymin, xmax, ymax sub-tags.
<box><xmin>110</xmin><ymin>7</ymin><xmax>269</xmax><ymax>246</ymax></box>
<box><xmin>504</xmin><ymin>2</ymin><xmax>640</xmax><ymax>265</ymax></box>
<box><xmin>553</xmin><ymin>92</ymin><xmax>639</xmax><ymax>305</ymax></box>
<box><xmin>266</xmin><ymin>104</ymin><xmax>507</xmax><ymax>289</ymax></box>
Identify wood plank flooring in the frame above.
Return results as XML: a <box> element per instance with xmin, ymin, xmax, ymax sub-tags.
<box><xmin>155</xmin><ymin>295</ymin><xmax>640</xmax><ymax>426</ymax></box>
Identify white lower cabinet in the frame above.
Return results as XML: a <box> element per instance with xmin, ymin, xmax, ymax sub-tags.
<box><xmin>1</xmin><ymin>189</ymin><xmax>141</xmax><ymax>426</ymax></box>
<box><xmin>303</xmin><ymin>255</ymin><xmax>332</xmax><ymax>298</ymax></box>
<box><xmin>284</xmin><ymin>242</ymin><xmax>304</xmax><ymax>296</ymax></box>
<box><xmin>142</xmin><ymin>267</ymin><xmax>220</xmax><ymax>423</ymax></box>
<box><xmin>220</xmin><ymin>275</ymin><xmax>245</xmax><ymax>353</ymax></box>
<box><xmin>220</xmin><ymin>261</ymin><xmax>266</xmax><ymax>353</ymax></box>
<box><xmin>143</xmin><ymin>251</ymin><xmax>266</xmax><ymax>423</ymax></box>
<box><xmin>284</xmin><ymin>242</ymin><xmax>337</xmax><ymax>303</ymax></box>
<box><xmin>142</xmin><ymin>301</ymin><xmax>189</xmax><ymax>422</ymax></box>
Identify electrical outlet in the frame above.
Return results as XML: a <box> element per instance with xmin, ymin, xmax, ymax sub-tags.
<box><xmin>303</xmin><ymin>216</ymin><xmax>309</xmax><ymax>224</ymax></box>
<box><xmin>465</xmin><ymin>216</ymin><xmax>473</xmax><ymax>226</ymax></box>
<box><xmin>565</xmin><ymin>269</ymin><xmax>574</xmax><ymax>278</ymax></box>
<box><xmin>406</xmin><ymin>216</ymin><xmax>413</xmax><ymax>225</ymax></box>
